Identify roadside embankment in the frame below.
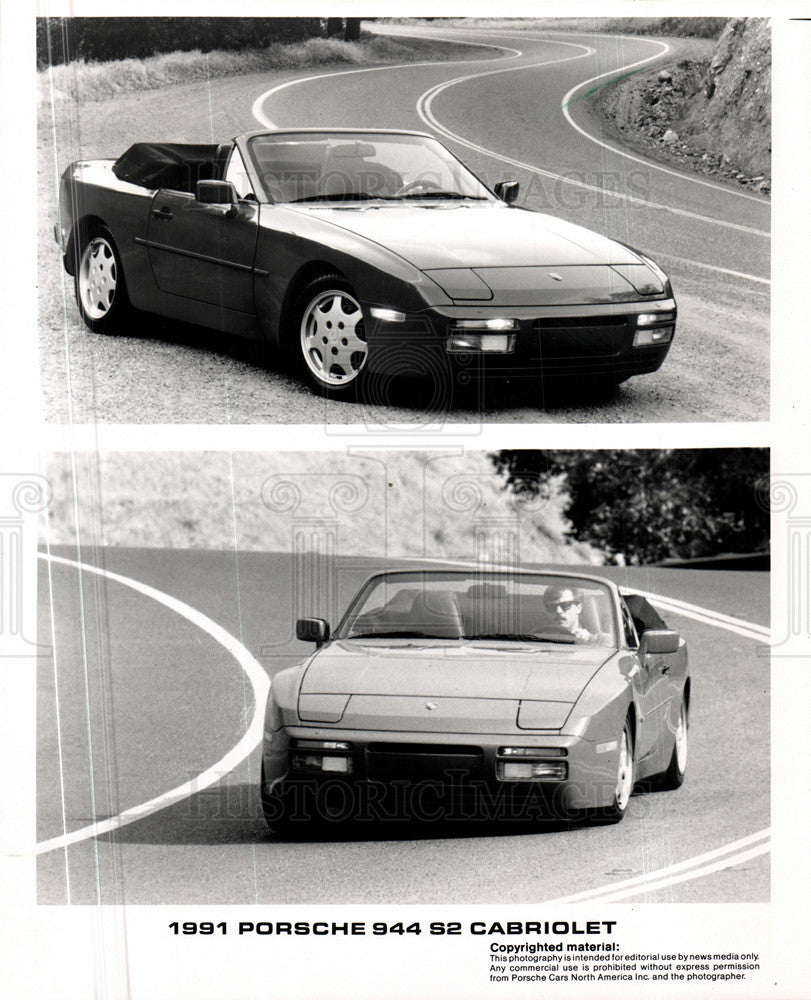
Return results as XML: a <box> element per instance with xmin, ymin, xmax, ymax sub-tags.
<box><xmin>595</xmin><ymin>19</ymin><xmax>771</xmax><ymax>193</ymax></box>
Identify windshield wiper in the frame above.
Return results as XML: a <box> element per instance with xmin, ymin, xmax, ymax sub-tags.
<box><xmin>466</xmin><ymin>632</ymin><xmax>576</xmax><ymax>644</ymax></box>
<box><xmin>287</xmin><ymin>192</ymin><xmax>396</xmax><ymax>204</ymax></box>
<box><xmin>347</xmin><ymin>630</ymin><xmax>460</xmax><ymax>640</ymax></box>
<box><xmin>394</xmin><ymin>191</ymin><xmax>488</xmax><ymax>201</ymax></box>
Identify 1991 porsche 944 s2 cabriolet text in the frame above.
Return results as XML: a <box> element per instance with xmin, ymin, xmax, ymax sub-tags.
<box><xmin>56</xmin><ymin>130</ymin><xmax>677</xmax><ymax>398</ymax></box>
<box><xmin>260</xmin><ymin>569</ymin><xmax>690</xmax><ymax>828</ymax></box>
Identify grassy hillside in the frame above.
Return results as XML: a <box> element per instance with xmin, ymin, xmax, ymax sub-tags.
<box><xmin>41</xmin><ymin>451</ymin><xmax>601</xmax><ymax>566</ymax></box>
<box><xmin>39</xmin><ymin>30</ymin><xmax>489</xmax><ymax>105</ymax></box>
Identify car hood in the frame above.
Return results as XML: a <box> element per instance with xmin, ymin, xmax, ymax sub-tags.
<box><xmin>300</xmin><ymin>202</ymin><xmax>639</xmax><ymax>270</ymax></box>
<box><xmin>297</xmin><ymin>640</ymin><xmax>615</xmax><ymax>733</ymax></box>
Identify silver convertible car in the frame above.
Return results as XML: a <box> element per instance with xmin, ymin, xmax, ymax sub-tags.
<box><xmin>56</xmin><ymin>129</ymin><xmax>677</xmax><ymax>399</ymax></box>
<box><xmin>260</xmin><ymin>569</ymin><xmax>690</xmax><ymax>828</ymax></box>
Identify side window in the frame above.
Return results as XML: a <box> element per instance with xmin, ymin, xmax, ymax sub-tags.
<box><xmin>224</xmin><ymin>147</ymin><xmax>255</xmax><ymax>199</ymax></box>
<box><xmin>621</xmin><ymin>600</ymin><xmax>639</xmax><ymax>648</ymax></box>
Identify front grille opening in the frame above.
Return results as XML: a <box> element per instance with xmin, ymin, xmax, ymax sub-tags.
<box><xmin>367</xmin><ymin>742</ymin><xmax>481</xmax><ymax>756</ymax></box>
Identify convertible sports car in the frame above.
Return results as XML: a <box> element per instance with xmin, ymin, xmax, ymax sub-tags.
<box><xmin>260</xmin><ymin>569</ymin><xmax>690</xmax><ymax>828</ymax></box>
<box><xmin>56</xmin><ymin>129</ymin><xmax>677</xmax><ymax>398</ymax></box>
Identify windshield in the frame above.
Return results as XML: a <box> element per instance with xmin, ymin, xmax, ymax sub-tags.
<box><xmin>246</xmin><ymin>132</ymin><xmax>493</xmax><ymax>205</ymax></box>
<box><xmin>336</xmin><ymin>572</ymin><xmax>618</xmax><ymax>647</ymax></box>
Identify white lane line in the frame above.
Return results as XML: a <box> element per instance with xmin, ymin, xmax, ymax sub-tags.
<box><xmin>418</xmin><ymin>82</ymin><xmax>769</xmax><ymax>242</ymax></box>
<box><xmin>655</xmin><ymin>251</ymin><xmax>771</xmax><ymax>286</ymax></box>
<box><xmin>544</xmin><ymin>830</ymin><xmax>770</xmax><ymax>904</ymax></box>
<box><xmin>251</xmin><ymin>37</ymin><xmax>523</xmax><ymax>130</ymax></box>
<box><xmin>628</xmin><ymin>587</ymin><xmax>770</xmax><ymax>643</ymax></box>
<box><xmin>35</xmin><ymin>553</ymin><xmax>270</xmax><ymax>855</ymax></box>
<box><xmin>378</xmin><ymin>25</ymin><xmax>769</xmax><ymax>209</ymax></box>
<box><xmin>560</xmin><ymin>38</ymin><xmax>769</xmax><ymax>206</ymax></box>
<box><xmin>417</xmin><ymin>556</ymin><xmax>769</xmax><ymax>643</ymax></box>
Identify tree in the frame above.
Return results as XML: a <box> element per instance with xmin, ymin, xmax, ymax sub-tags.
<box><xmin>491</xmin><ymin>449</ymin><xmax>769</xmax><ymax>565</ymax></box>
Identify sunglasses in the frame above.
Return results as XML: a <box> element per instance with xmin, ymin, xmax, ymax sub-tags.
<box><xmin>546</xmin><ymin>599</ymin><xmax>578</xmax><ymax>612</ymax></box>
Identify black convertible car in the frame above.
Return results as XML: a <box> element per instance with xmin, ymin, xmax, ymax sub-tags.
<box><xmin>56</xmin><ymin>129</ymin><xmax>677</xmax><ymax>398</ymax></box>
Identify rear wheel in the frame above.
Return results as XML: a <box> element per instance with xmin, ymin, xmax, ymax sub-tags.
<box><xmin>293</xmin><ymin>274</ymin><xmax>368</xmax><ymax>397</ymax></box>
<box><xmin>74</xmin><ymin>225</ymin><xmax>131</xmax><ymax>333</ymax></box>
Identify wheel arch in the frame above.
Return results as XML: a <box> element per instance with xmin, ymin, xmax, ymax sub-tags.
<box><xmin>278</xmin><ymin>260</ymin><xmax>347</xmax><ymax>343</ymax></box>
<box><xmin>626</xmin><ymin>700</ymin><xmax>638</xmax><ymax>756</ymax></box>
<box><xmin>64</xmin><ymin>214</ymin><xmax>114</xmax><ymax>276</ymax></box>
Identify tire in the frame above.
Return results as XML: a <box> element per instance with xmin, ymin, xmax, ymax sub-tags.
<box><xmin>260</xmin><ymin>761</ymin><xmax>290</xmax><ymax>832</ymax></box>
<box><xmin>655</xmin><ymin>698</ymin><xmax>688</xmax><ymax>790</ymax></box>
<box><xmin>594</xmin><ymin>717</ymin><xmax>635</xmax><ymax>824</ymax></box>
<box><xmin>293</xmin><ymin>274</ymin><xmax>368</xmax><ymax>397</ymax></box>
<box><xmin>74</xmin><ymin>225</ymin><xmax>131</xmax><ymax>333</ymax></box>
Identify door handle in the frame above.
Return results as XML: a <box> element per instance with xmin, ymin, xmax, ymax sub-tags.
<box><xmin>152</xmin><ymin>208</ymin><xmax>174</xmax><ymax>221</ymax></box>
<box><xmin>661</xmin><ymin>663</ymin><xmax>670</xmax><ymax>674</ymax></box>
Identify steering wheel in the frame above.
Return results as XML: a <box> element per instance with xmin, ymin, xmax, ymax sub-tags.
<box><xmin>394</xmin><ymin>179</ymin><xmax>444</xmax><ymax>196</ymax></box>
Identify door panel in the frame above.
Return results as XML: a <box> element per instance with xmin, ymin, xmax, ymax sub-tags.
<box><xmin>144</xmin><ymin>190</ymin><xmax>259</xmax><ymax>314</ymax></box>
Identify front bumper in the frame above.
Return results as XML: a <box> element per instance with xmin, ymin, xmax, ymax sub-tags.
<box><xmin>262</xmin><ymin>728</ymin><xmax>622</xmax><ymax>823</ymax></box>
<box><xmin>363</xmin><ymin>298</ymin><xmax>676</xmax><ymax>381</ymax></box>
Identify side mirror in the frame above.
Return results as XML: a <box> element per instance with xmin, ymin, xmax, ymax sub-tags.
<box><xmin>196</xmin><ymin>179</ymin><xmax>238</xmax><ymax>205</ymax></box>
<box><xmin>639</xmin><ymin>629</ymin><xmax>680</xmax><ymax>656</ymax></box>
<box><xmin>494</xmin><ymin>181</ymin><xmax>519</xmax><ymax>204</ymax></box>
<box><xmin>296</xmin><ymin>617</ymin><xmax>330</xmax><ymax>646</ymax></box>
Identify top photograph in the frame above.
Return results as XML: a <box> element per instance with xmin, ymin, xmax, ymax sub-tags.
<box><xmin>38</xmin><ymin>16</ymin><xmax>770</xmax><ymax>424</ymax></box>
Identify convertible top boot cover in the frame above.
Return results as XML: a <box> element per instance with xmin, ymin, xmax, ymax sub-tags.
<box><xmin>112</xmin><ymin>143</ymin><xmax>221</xmax><ymax>193</ymax></box>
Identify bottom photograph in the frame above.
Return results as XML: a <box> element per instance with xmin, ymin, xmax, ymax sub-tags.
<box><xmin>36</xmin><ymin>448</ymin><xmax>769</xmax><ymax>905</ymax></box>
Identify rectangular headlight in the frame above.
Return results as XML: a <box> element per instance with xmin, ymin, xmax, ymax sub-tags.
<box><xmin>498</xmin><ymin>746</ymin><xmax>567</xmax><ymax>757</ymax></box>
<box><xmin>454</xmin><ymin>318</ymin><xmax>518</xmax><ymax>331</ymax></box>
<box><xmin>292</xmin><ymin>740</ymin><xmax>352</xmax><ymax>750</ymax></box>
<box><xmin>636</xmin><ymin>311</ymin><xmax>676</xmax><ymax>326</ymax></box>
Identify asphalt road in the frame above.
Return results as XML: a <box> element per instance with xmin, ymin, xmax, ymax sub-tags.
<box><xmin>38</xmin><ymin>25</ymin><xmax>769</xmax><ymax>424</ymax></box>
<box><xmin>37</xmin><ymin>547</ymin><xmax>769</xmax><ymax>905</ymax></box>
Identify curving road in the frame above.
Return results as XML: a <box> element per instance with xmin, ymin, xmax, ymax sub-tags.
<box><xmin>39</xmin><ymin>24</ymin><xmax>769</xmax><ymax>423</ymax></box>
<box><xmin>36</xmin><ymin>547</ymin><xmax>769</xmax><ymax>905</ymax></box>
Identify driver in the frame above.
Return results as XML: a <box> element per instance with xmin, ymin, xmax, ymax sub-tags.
<box><xmin>543</xmin><ymin>586</ymin><xmax>607</xmax><ymax>644</ymax></box>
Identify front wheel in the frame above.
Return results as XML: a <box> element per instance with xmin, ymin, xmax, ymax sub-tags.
<box><xmin>593</xmin><ymin>718</ymin><xmax>634</xmax><ymax>823</ymax></box>
<box><xmin>293</xmin><ymin>275</ymin><xmax>368</xmax><ymax>397</ymax></box>
<box><xmin>655</xmin><ymin>698</ymin><xmax>688</xmax><ymax>790</ymax></box>
<box><xmin>74</xmin><ymin>225</ymin><xmax>132</xmax><ymax>333</ymax></box>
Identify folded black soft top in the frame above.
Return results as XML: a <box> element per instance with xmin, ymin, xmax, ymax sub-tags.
<box><xmin>112</xmin><ymin>143</ymin><xmax>223</xmax><ymax>193</ymax></box>
<box><xmin>623</xmin><ymin>594</ymin><xmax>667</xmax><ymax>634</ymax></box>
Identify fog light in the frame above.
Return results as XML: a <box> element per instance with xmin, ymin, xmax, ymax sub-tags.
<box><xmin>447</xmin><ymin>333</ymin><xmax>517</xmax><ymax>354</ymax></box>
<box><xmin>291</xmin><ymin>752</ymin><xmax>352</xmax><ymax>773</ymax></box>
<box><xmin>497</xmin><ymin>760</ymin><xmax>568</xmax><ymax>781</ymax></box>
<box><xmin>498</xmin><ymin>746</ymin><xmax>567</xmax><ymax>757</ymax></box>
<box><xmin>370</xmin><ymin>307</ymin><xmax>406</xmax><ymax>323</ymax></box>
<box><xmin>633</xmin><ymin>326</ymin><xmax>674</xmax><ymax>346</ymax></box>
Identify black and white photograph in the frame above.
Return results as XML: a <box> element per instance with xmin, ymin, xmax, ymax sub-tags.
<box><xmin>38</xmin><ymin>15</ymin><xmax>769</xmax><ymax>424</ymax></box>
<box><xmin>2</xmin><ymin>4</ymin><xmax>810</xmax><ymax>1000</ymax></box>
<box><xmin>36</xmin><ymin>448</ymin><xmax>768</xmax><ymax>906</ymax></box>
